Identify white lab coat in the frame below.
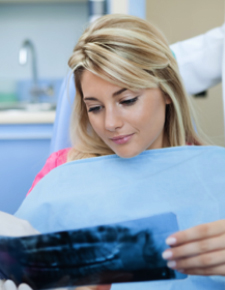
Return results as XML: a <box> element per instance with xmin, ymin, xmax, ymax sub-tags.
<box><xmin>170</xmin><ymin>24</ymin><xmax>225</xmax><ymax>122</ymax></box>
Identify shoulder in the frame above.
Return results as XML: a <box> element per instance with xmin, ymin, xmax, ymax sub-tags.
<box><xmin>48</xmin><ymin>148</ymin><xmax>71</xmax><ymax>167</ymax></box>
<box><xmin>27</xmin><ymin>148</ymin><xmax>71</xmax><ymax>195</ymax></box>
<box><xmin>39</xmin><ymin>148</ymin><xmax>71</xmax><ymax>172</ymax></box>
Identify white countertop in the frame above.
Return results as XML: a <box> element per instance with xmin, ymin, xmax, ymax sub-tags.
<box><xmin>0</xmin><ymin>110</ymin><xmax>56</xmax><ymax>124</ymax></box>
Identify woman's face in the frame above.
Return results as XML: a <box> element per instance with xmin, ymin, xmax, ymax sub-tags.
<box><xmin>81</xmin><ymin>71</ymin><xmax>171</xmax><ymax>158</ymax></box>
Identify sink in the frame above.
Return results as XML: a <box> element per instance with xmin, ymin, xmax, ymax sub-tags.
<box><xmin>0</xmin><ymin>103</ymin><xmax>56</xmax><ymax>112</ymax></box>
<box><xmin>0</xmin><ymin>78</ymin><xmax>62</xmax><ymax>113</ymax></box>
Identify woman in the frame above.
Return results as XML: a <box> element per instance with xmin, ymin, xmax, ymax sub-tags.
<box><xmin>1</xmin><ymin>14</ymin><xmax>225</xmax><ymax>290</ymax></box>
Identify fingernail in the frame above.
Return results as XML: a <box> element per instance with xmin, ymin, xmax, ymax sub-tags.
<box><xmin>3</xmin><ymin>280</ymin><xmax>17</xmax><ymax>290</ymax></box>
<box><xmin>162</xmin><ymin>250</ymin><xmax>173</xmax><ymax>259</ymax></box>
<box><xmin>167</xmin><ymin>261</ymin><xmax>176</xmax><ymax>269</ymax></box>
<box><xmin>166</xmin><ymin>237</ymin><xmax>177</xmax><ymax>245</ymax></box>
<box><xmin>18</xmin><ymin>283</ymin><xmax>33</xmax><ymax>290</ymax></box>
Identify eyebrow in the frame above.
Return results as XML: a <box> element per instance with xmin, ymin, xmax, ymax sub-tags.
<box><xmin>83</xmin><ymin>88</ymin><xmax>127</xmax><ymax>101</ymax></box>
<box><xmin>112</xmin><ymin>88</ymin><xmax>127</xmax><ymax>97</ymax></box>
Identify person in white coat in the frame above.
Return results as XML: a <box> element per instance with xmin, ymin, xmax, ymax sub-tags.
<box><xmin>171</xmin><ymin>24</ymin><xmax>225</xmax><ymax>117</ymax></box>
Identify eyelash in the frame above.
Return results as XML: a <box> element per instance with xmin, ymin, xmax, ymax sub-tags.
<box><xmin>88</xmin><ymin>96</ymin><xmax>139</xmax><ymax>113</ymax></box>
<box><xmin>121</xmin><ymin>96</ymin><xmax>138</xmax><ymax>105</ymax></box>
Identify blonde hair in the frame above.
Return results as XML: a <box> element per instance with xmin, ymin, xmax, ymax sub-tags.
<box><xmin>67</xmin><ymin>14</ymin><xmax>204</xmax><ymax>161</ymax></box>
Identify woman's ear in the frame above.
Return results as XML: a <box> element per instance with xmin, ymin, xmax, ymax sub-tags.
<box><xmin>164</xmin><ymin>94</ymin><xmax>172</xmax><ymax>105</ymax></box>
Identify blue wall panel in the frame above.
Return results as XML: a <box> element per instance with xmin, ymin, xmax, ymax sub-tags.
<box><xmin>0</xmin><ymin>124</ymin><xmax>52</xmax><ymax>214</ymax></box>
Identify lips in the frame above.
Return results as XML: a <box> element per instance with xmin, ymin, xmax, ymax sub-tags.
<box><xmin>110</xmin><ymin>133</ymin><xmax>134</xmax><ymax>145</ymax></box>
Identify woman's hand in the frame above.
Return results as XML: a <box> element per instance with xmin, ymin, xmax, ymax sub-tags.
<box><xmin>76</xmin><ymin>285</ymin><xmax>111</xmax><ymax>290</ymax></box>
<box><xmin>0</xmin><ymin>280</ymin><xmax>32</xmax><ymax>290</ymax></box>
<box><xmin>0</xmin><ymin>280</ymin><xmax>111</xmax><ymax>290</ymax></box>
<box><xmin>0</xmin><ymin>213</ymin><xmax>110</xmax><ymax>290</ymax></box>
<box><xmin>0</xmin><ymin>211</ymin><xmax>39</xmax><ymax>237</ymax></box>
<box><xmin>0</xmin><ymin>213</ymin><xmax>38</xmax><ymax>290</ymax></box>
<box><xmin>162</xmin><ymin>220</ymin><xmax>225</xmax><ymax>276</ymax></box>
<box><xmin>0</xmin><ymin>212</ymin><xmax>110</xmax><ymax>290</ymax></box>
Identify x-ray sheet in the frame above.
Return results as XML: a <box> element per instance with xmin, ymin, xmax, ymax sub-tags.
<box><xmin>0</xmin><ymin>213</ymin><xmax>186</xmax><ymax>289</ymax></box>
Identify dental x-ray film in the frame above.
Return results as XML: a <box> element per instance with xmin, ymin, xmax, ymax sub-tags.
<box><xmin>0</xmin><ymin>213</ymin><xmax>186</xmax><ymax>289</ymax></box>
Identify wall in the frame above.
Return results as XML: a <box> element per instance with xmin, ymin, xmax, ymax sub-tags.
<box><xmin>0</xmin><ymin>124</ymin><xmax>53</xmax><ymax>214</ymax></box>
<box><xmin>109</xmin><ymin>0</ymin><xmax>145</xmax><ymax>18</ymax></box>
<box><xmin>0</xmin><ymin>2</ymin><xmax>88</xmax><ymax>81</ymax></box>
<box><xmin>146</xmin><ymin>0</ymin><xmax>225</xmax><ymax>146</ymax></box>
<box><xmin>0</xmin><ymin>1</ymin><xmax>88</xmax><ymax>214</ymax></box>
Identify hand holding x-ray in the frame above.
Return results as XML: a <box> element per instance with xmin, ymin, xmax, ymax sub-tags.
<box><xmin>0</xmin><ymin>280</ymin><xmax>31</xmax><ymax>290</ymax></box>
<box><xmin>163</xmin><ymin>220</ymin><xmax>225</xmax><ymax>276</ymax></box>
<box><xmin>0</xmin><ymin>212</ymin><xmax>39</xmax><ymax>290</ymax></box>
<box><xmin>0</xmin><ymin>212</ymin><xmax>111</xmax><ymax>290</ymax></box>
<box><xmin>0</xmin><ymin>211</ymin><xmax>39</xmax><ymax>237</ymax></box>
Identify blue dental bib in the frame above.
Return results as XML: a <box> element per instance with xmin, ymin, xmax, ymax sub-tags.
<box><xmin>15</xmin><ymin>146</ymin><xmax>225</xmax><ymax>289</ymax></box>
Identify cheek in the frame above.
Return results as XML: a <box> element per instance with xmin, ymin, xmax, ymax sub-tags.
<box><xmin>88</xmin><ymin>115</ymin><xmax>104</xmax><ymax>136</ymax></box>
<box><xmin>132</xmin><ymin>97</ymin><xmax>166</xmax><ymax>131</ymax></box>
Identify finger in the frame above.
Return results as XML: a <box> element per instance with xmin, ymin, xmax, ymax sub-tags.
<box><xmin>2</xmin><ymin>280</ymin><xmax>17</xmax><ymax>290</ymax></box>
<box><xmin>76</xmin><ymin>287</ymin><xmax>92</xmax><ymax>290</ymax></box>
<box><xmin>166</xmin><ymin>220</ymin><xmax>225</xmax><ymax>246</ymax></box>
<box><xmin>163</xmin><ymin>233</ymin><xmax>225</xmax><ymax>260</ymax></box>
<box><xmin>181</xmin><ymin>263</ymin><xmax>225</xmax><ymax>276</ymax></box>
<box><xmin>0</xmin><ymin>280</ymin><xmax>4</xmax><ymax>290</ymax></box>
<box><xmin>76</xmin><ymin>285</ymin><xmax>111</xmax><ymax>290</ymax></box>
<box><xmin>76</xmin><ymin>286</ymin><xmax>98</xmax><ymax>290</ymax></box>
<box><xmin>18</xmin><ymin>284</ymin><xmax>33</xmax><ymax>290</ymax></box>
<box><xmin>95</xmin><ymin>285</ymin><xmax>111</xmax><ymax>290</ymax></box>
<box><xmin>167</xmin><ymin>249</ymin><xmax>225</xmax><ymax>270</ymax></box>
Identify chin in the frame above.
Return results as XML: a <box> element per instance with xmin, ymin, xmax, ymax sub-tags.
<box><xmin>115</xmin><ymin>149</ymin><xmax>142</xmax><ymax>159</ymax></box>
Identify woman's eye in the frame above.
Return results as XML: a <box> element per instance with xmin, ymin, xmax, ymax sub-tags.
<box><xmin>88</xmin><ymin>106</ymin><xmax>102</xmax><ymax>113</ymax></box>
<box><xmin>121</xmin><ymin>96</ymin><xmax>138</xmax><ymax>106</ymax></box>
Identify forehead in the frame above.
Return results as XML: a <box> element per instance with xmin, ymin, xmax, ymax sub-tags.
<box><xmin>81</xmin><ymin>70</ymin><xmax>124</xmax><ymax>96</ymax></box>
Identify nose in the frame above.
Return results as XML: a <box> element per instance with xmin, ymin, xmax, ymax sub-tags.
<box><xmin>104</xmin><ymin>107</ymin><xmax>123</xmax><ymax>132</ymax></box>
